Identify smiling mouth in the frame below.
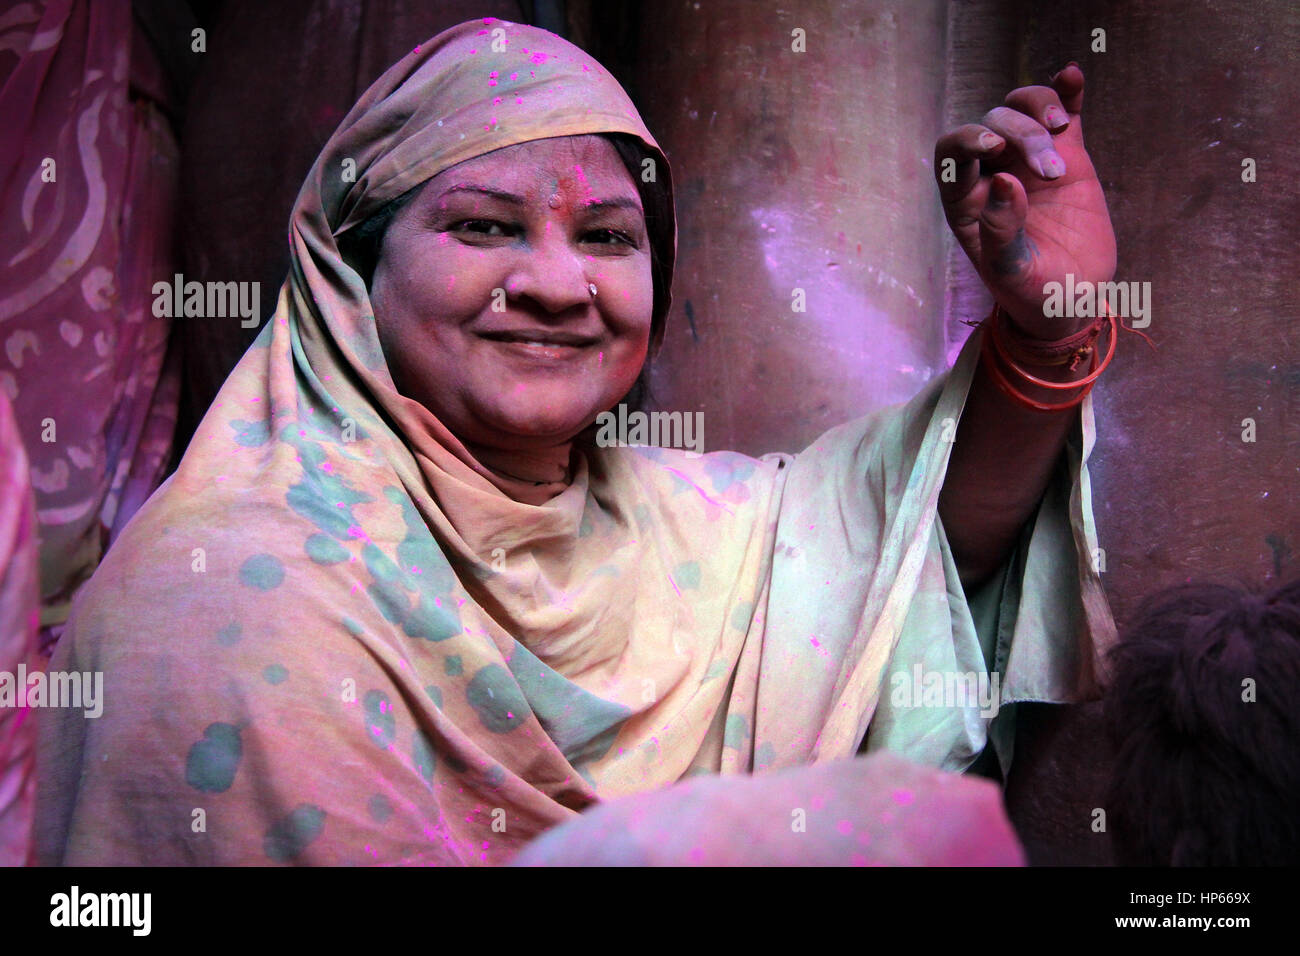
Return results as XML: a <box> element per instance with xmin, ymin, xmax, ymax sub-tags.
<box><xmin>477</xmin><ymin>330</ymin><xmax>600</xmax><ymax>359</ymax></box>
<box><xmin>478</xmin><ymin>330</ymin><xmax>601</xmax><ymax>347</ymax></box>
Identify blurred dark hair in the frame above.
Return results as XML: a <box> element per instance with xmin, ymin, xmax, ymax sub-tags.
<box><xmin>1102</xmin><ymin>577</ymin><xmax>1300</xmax><ymax>865</ymax></box>
<box><xmin>337</xmin><ymin>132</ymin><xmax>672</xmax><ymax>414</ymax></box>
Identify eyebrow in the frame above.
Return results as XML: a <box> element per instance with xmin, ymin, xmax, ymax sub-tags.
<box><xmin>438</xmin><ymin>184</ymin><xmax>641</xmax><ymax>212</ymax></box>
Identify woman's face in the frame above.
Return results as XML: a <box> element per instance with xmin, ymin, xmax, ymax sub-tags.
<box><xmin>370</xmin><ymin>134</ymin><xmax>654</xmax><ymax>452</ymax></box>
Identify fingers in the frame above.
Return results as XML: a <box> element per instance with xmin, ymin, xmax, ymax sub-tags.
<box><xmin>980</xmin><ymin>173</ymin><xmax>1034</xmax><ymax>283</ymax></box>
<box><xmin>1049</xmin><ymin>61</ymin><xmax>1085</xmax><ymax>115</ymax></box>
<box><xmin>980</xmin><ymin>105</ymin><xmax>1065</xmax><ymax>180</ymax></box>
<box><xmin>1003</xmin><ymin>85</ymin><xmax>1070</xmax><ymax>134</ymax></box>
<box><xmin>934</xmin><ymin>123</ymin><xmax>1005</xmax><ymax>211</ymax></box>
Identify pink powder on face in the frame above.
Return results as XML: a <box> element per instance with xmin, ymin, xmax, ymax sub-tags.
<box><xmin>891</xmin><ymin>789</ymin><xmax>914</xmax><ymax>806</ymax></box>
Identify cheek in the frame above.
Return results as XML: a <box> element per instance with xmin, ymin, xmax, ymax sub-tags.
<box><xmin>394</xmin><ymin>245</ymin><xmax>497</xmax><ymax>315</ymax></box>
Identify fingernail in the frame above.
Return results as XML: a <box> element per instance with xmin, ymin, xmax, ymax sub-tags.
<box><xmin>1034</xmin><ymin>150</ymin><xmax>1066</xmax><ymax>179</ymax></box>
<box><xmin>1066</xmin><ymin>60</ymin><xmax>1080</xmax><ymax>71</ymax></box>
<box><xmin>1044</xmin><ymin>105</ymin><xmax>1068</xmax><ymax>130</ymax></box>
<box><xmin>978</xmin><ymin>131</ymin><xmax>1004</xmax><ymax>150</ymax></box>
<box><xmin>991</xmin><ymin>175</ymin><xmax>1014</xmax><ymax>203</ymax></box>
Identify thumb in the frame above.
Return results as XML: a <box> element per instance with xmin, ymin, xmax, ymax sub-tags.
<box><xmin>980</xmin><ymin>173</ymin><xmax>1033</xmax><ymax>284</ymax></box>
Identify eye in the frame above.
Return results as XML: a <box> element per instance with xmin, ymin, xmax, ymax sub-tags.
<box><xmin>451</xmin><ymin>219</ymin><xmax>514</xmax><ymax>237</ymax></box>
<box><xmin>584</xmin><ymin>229</ymin><xmax>635</xmax><ymax>246</ymax></box>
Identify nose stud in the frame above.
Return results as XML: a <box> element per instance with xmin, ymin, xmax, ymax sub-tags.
<box><xmin>588</xmin><ymin>283</ymin><xmax>598</xmax><ymax>297</ymax></box>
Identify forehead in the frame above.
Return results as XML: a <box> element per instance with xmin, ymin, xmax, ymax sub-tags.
<box><xmin>427</xmin><ymin>134</ymin><xmax>637</xmax><ymax>199</ymax></box>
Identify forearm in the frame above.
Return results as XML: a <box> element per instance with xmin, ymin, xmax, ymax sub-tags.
<box><xmin>938</xmin><ymin>330</ymin><xmax>1085</xmax><ymax>591</ymax></box>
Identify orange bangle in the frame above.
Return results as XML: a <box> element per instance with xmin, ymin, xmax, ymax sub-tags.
<box><xmin>977</xmin><ymin>305</ymin><xmax>1117</xmax><ymax>413</ymax></box>
<box><xmin>989</xmin><ymin>304</ymin><xmax>1118</xmax><ymax>391</ymax></box>
<box><xmin>980</xmin><ymin>332</ymin><xmax>1097</xmax><ymax>412</ymax></box>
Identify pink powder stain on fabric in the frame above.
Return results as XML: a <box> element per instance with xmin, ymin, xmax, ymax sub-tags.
<box><xmin>531</xmin><ymin>52</ymin><xmax>548</xmax><ymax>64</ymax></box>
<box><xmin>488</xmin><ymin>71</ymin><xmax>499</xmax><ymax>87</ymax></box>
<box><xmin>850</xmin><ymin>852</ymin><xmax>870</xmax><ymax>866</ymax></box>
<box><xmin>836</xmin><ymin>819</ymin><xmax>854</xmax><ymax>835</ymax></box>
<box><xmin>509</xmin><ymin>72</ymin><xmax>518</xmax><ymax>81</ymax></box>
<box><xmin>493</xmin><ymin>96</ymin><xmax>502</xmax><ymax>105</ymax></box>
<box><xmin>892</xmin><ymin>788</ymin><xmax>914</xmax><ymax>806</ymax></box>
<box><xmin>215</xmin><ymin>475</ymin><xmax>227</xmax><ymax>482</ymax></box>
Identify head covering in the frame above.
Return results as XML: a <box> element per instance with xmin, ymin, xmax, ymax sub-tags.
<box><xmin>293</xmin><ymin>16</ymin><xmax>675</xmax><ymax>502</ymax></box>
<box><xmin>36</xmin><ymin>17</ymin><xmax>1117</xmax><ymax>866</ymax></box>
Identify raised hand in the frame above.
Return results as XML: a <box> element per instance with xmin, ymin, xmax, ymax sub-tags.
<box><xmin>935</xmin><ymin>64</ymin><xmax>1117</xmax><ymax>339</ymax></box>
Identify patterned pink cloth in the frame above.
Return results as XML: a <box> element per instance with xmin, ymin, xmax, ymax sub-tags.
<box><xmin>0</xmin><ymin>389</ymin><xmax>39</xmax><ymax>865</ymax></box>
<box><xmin>0</xmin><ymin>0</ymin><xmax>179</xmax><ymax>652</ymax></box>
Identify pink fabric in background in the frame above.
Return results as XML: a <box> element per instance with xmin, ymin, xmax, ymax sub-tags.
<box><xmin>0</xmin><ymin>389</ymin><xmax>39</xmax><ymax>866</ymax></box>
<box><xmin>0</xmin><ymin>0</ymin><xmax>179</xmax><ymax>654</ymax></box>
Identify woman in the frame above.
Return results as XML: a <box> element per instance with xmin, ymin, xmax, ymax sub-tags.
<box><xmin>35</xmin><ymin>17</ymin><xmax>1117</xmax><ymax>865</ymax></box>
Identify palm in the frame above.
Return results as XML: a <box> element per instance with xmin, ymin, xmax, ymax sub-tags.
<box><xmin>937</xmin><ymin>65</ymin><xmax>1117</xmax><ymax>338</ymax></box>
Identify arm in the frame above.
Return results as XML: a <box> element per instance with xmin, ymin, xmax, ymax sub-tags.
<box><xmin>932</xmin><ymin>64</ymin><xmax>1116</xmax><ymax>590</ymax></box>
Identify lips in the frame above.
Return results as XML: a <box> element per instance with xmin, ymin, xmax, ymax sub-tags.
<box><xmin>478</xmin><ymin>329</ymin><xmax>601</xmax><ymax>347</ymax></box>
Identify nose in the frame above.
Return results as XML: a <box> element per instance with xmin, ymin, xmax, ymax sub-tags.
<box><xmin>502</xmin><ymin>229</ymin><xmax>594</xmax><ymax>316</ymax></box>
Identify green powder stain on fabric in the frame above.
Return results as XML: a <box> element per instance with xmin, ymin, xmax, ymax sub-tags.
<box><xmin>363</xmin><ymin>542</ymin><xmax>401</xmax><ymax>582</ymax></box>
<box><xmin>724</xmin><ymin>713</ymin><xmax>749</xmax><ymax>750</ymax></box>
<box><xmin>263</xmin><ymin>804</ymin><xmax>326</xmax><ymax>863</ymax></box>
<box><xmin>367</xmin><ymin>580</ymin><xmax>409</xmax><ymax>625</ymax></box>
<box><xmin>444</xmin><ymin>655</ymin><xmax>463</xmax><ymax>676</ymax></box>
<box><xmin>466</xmin><ymin>665</ymin><xmax>528</xmax><ymax>733</ymax></box>
<box><xmin>305</xmin><ymin>533</ymin><xmax>349</xmax><ymax>565</ymax></box>
<box><xmin>342</xmin><ymin>617</ymin><xmax>365</xmax><ymax>636</ymax></box>
<box><xmin>754</xmin><ymin>741</ymin><xmax>777</xmax><ymax>770</ymax></box>
<box><xmin>673</xmin><ymin>560</ymin><xmax>702</xmax><ymax>589</ymax></box>
<box><xmin>704</xmin><ymin>453</ymin><xmax>756</xmax><ymax>494</ymax></box>
<box><xmin>229</xmin><ymin>419</ymin><xmax>270</xmax><ymax>447</ymax></box>
<box><xmin>701</xmin><ymin>659</ymin><xmax>730</xmax><ymax>682</ymax></box>
<box><xmin>730</xmin><ymin>601</ymin><xmax>754</xmax><ymax>632</ymax></box>
<box><xmin>425</xmin><ymin>685</ymin><xmax>444</xmax><ymax>710</ymax></box>
<box><xmin>413</xmin><ymin>730</ymin><xmax>437</xmax><ymax>783</ymax></box>
<box><xmin>284</xmin><ymin>434</ymin><xmax>373</xmax><ymax>540</ymax></box>
<box><xmin>185</xmin><ymin>723</ymin><xmax>242</xmax><ymax>793</ymax></box>
<box><xmin>240</xmin><ymin>553</ymin><xmax>285</xmax><ymax>590</ymax></box>
<box><xmin>368</xmin><ymin>794</ymin><xmax>393</xmax><ymax>824</ymax></box>
<box><xmin>484</xmin><ymin>764</ymin><xmax>507</xmax><ymax>787</ymax></box>
<box><xmin>363</xmin><ymin>689</ymin><xmax>396</xmax><ymax>749</ymax></box>
<box><xmin>402</xmin><ymin>593</ymin><xmax>461</xmax><ymax>641</ymax></box>
<box><xmin>263</xmin><ymin>664</ymin><xmax>289</xmax><ymax>685</ymax></box>
<box><xmin>216</xmin><ymin>622</ymin><xmax>242</xmax><ymax>646</ymax></box>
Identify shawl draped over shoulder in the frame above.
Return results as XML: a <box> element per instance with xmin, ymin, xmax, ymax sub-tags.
<box><xmin>34</xmin><ymin>17</ymin><xmax>1116</xmax><ymax>865</ymax></box>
